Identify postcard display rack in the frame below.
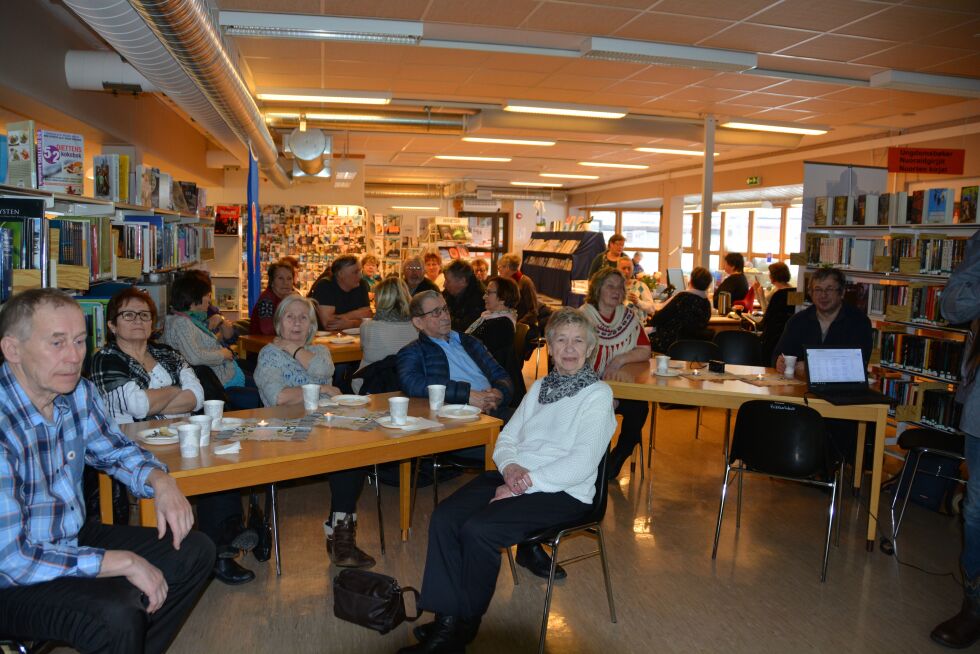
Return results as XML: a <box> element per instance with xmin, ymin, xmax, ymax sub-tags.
<box><xmin>799</xmin><ymin>162</ymin><xmax>978</xmax><ymax>439</ymax></box>
<box><xmin>520</xmin><ymin>230</ymin><xmax>606</xmax><ymax>306</ymax></box>
<box><xmin>369</xmin><ymin>214</ymin><xmax>421</xmax><ymax>276</ymax></box>
<box><xmin>422</xmin><ymin>216</ymin><xmax>477</xmax><ymax>265</ymax></box>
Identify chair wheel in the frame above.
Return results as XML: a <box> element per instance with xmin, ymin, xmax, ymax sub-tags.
<box><xmin>879</xmin><ymin>538</ymin><xmax>895</xmax><ymax>556</ymax></box>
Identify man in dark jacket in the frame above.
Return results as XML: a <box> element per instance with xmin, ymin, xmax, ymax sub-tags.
<box><xmin>397</xmin><ymin>291</ymin><xmax>512</xmax><ymax>419</ymax></box>
<box><xmin>443</xmin><ymin>260</ymin><xmax>486</xmax><ymax>333</ymax></box>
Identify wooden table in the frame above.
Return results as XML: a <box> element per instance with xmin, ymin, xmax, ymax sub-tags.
<box><xmin>238</xmin><ymin>333</ymin><xmax>363</xmax><ymax>363</ymax></box>
<box><xmin>707</xmin><ymin>315</ymin><xmax>742</xmax><ymax>332</ymax></box>
<box><xmin>606</xmin><ymin>360</ymin><xmax>889</xmax><ymax>551</ymax></box>
<box><xmin>105</xmin><ymin>395</ymin><xmax>500</xmax><ymax>545</ymax></box>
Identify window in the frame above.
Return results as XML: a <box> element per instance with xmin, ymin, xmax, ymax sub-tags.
<box><xmin>723</xmin><ymin>210</ymin><xmax>749</xmax><ymax>253</ymax></box>
<box><xmin>587</xmin><ymin>208</ymin><xmax>661</xmax><ymax>275</ymax></box>
<box><xmin>752</xmin><ymin>208</ymin><xmax>782</xmax><ymax>258</ymax></box>
<box><xmin>587</xmin><ymin>211</ymin><xmax>616</xmax><ymax>243</ymax></box>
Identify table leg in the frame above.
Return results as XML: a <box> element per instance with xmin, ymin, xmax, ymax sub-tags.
<box><xmin>400</xmin><ymin>460</ymin><xmax>411</xmax><ymax>541</ymax></box>
<box><xmin>646</xmin><ymin>403</ymin><xmax>657</xmax><ymax>467</ymax></box>
<box><xmin>866</xmin><ymin>411</ymin><xmax>887</xmax><ymax>552</ymax></box>
<box><xmin>99</xmin><ymin>473</ymin><xmax>114</xmax><ymax>525</ymax></box>
<box><xmin>853</xmin><ymin>421</ymin><xmax>867</xmax><ymax>496</ymax></box>
<box><xmin>139</xmin><ymin>498</ymin><xmax>157</xmax><ymax>527</ymax></box>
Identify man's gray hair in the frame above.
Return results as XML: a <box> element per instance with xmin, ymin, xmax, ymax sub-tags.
<box><xmin>273</xmin><ymin>294</ymin><xmax>318</xmax><ymax>344</ymax></box>
<box><xmin>409</xmin><ymin>290</ymin><xmax>443</xmax><ymax>318</ymax></box>
<box><xmin>0</xmin><ymin>288</ymin><xmax>80</xmax><ymax>342</ymax></box>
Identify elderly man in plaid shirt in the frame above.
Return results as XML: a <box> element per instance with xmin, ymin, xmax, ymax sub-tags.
<box><xmin>0</xmin><ymin>289</ymin><xmax>213</xmax><ymax>654</ymax></box>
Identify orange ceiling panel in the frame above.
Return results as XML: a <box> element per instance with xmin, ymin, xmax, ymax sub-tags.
<box><xmin>779</xmin><ymin>34</ymin><xmax>896</xmax><ymax>61</ymax></box>
<box><xmin>650</xmin><ymin>0</ymin><xmax>776</xmax><ymax>22</ymax></box>
<box><xmin>522</xmin><ymin>3</ymin><xmax>639</xmax><ymax>35</ymax></box>
<box><xmin>700</xmin><ymin>23</ymin><xmax>818</xmax><ymax>53</ymax></box>
<box><xmin>750</xmin><ymin>0</ymin><xmax>886</xmax><ymax>32</ymax></box>
<box><xmin>612</xmin><ymin>12</ymin><xmax>734</xmax><ymax>44</ymax></box>
<box><xmin>423</xmin><ymin>0</ymin><xmax>540</xmax><ymax>28</ymax></box>
<box><xmin>836</xmin><ymin>5</ymin><xmax>968</xmax><ymax>42</ymax></box>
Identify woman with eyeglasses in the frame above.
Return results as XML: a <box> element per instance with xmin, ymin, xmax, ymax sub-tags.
<box><xmin>91</xmin><ymin>286</ymin><xmax>259</xmax><ymax>586</ymax></box>
<box><xmin>466</xmin><ymin>275</ymin><xmax>526</xmax><ymax>404</ymax></box>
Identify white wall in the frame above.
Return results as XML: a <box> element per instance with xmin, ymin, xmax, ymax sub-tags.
<box><xmin>510</xmin><ymin>199</ymin><xmax>567</xmax><ymax>254</ymax></box>
<box><xmin>205</xmin><ymin>162</ymin><xmax>366</xmax><ymax>206</ymax></box>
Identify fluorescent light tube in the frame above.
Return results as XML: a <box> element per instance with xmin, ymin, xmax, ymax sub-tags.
<box><xmin>635</xmin><ymin>147</ymin><xmax>718</xmax><ymax>156</ymax></box>
<box><xmin>578</xmin><ymin>161</ymin><xmax>649</xmax><ymax>170</ymax></box>
<box><xmin>869</xmin><ymin>69</ymin><xmax>980</xmax><ymax>98</ymax></box>
<box><xmin>220</xmin><ymin>11</ymin><xmax>423</xmax><ymax>45</ymax></box>
<box><xmin>434</xmin><ymin>155</ymin><xmax>512</xmax><ymax>162</ymax></box>
<box><xmin>540</xmin><ymin>173</ymin><xmax>599</xmax><ymax>180</ymax></box>
<box><xmin>721</xmin><ymin>121</ymin><xmax>828</xmax><ymax>136</ymax></box>
<box><xmin>391</xmin><ymin>206</ymin><xmax>440</xmax><ymax>210</ymax></box>
<box><xmin>504</xmin><ymin>100</ymin><xmax>626</xmax><ymax>119</ymax></box>
<box><xmin>462</xmin><ymin>136</ymin><xmax>556</xmax><ymax>146</ymax></box>
<box><xmin>582</xmin><ymin>37</ymin><xmax>757</xmax><ymax>72</ymax></box>
<box><xmin>511</xmin><ymin>181</ymin><xmax>563</xmax><ymax>187</ymax></box>
<box><xmin>257</xmin><ymin>89</ymin><xmax>391</xmax><ymax>105</ymax></box>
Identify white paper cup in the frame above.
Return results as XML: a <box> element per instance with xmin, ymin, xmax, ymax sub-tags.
<box><xmin>388</xmin><ymin>396</ymin><xmax>410</xmax><ymax>426</ymax></box>
<box><xmin>655</xmin><ymin>355</ymin><xmax>670</xmax><ymax>374</ymax></box>
<box><xmin>188</xmin><ymin>415</ymin><xmax>212</xmax><ymax>447</ymax></box>
<box><xmin>783</xmin><ymin>355</ymin><xmax>798</xmax><ymax>378</ymax></box>
<box><xmin>427</xmin><ymin>384</ymin><xmax>446</xmax><ymax>411</ymax></box>
<box><xmin>302</xmin><ymin>384</ymin><xmax>320</xmax><ymax>411</ymax></box>
<box><xmin>177</xmin><ymin>424</ymin><xmax>201</xmax><ymax>458</ymax></box>
<box><xmin>203</xmin><ymin>399</ymin><xmax>224</xmax><ymax>422</ymax></box>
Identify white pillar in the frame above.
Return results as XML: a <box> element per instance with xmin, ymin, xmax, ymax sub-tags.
<box><xmin>699</xmin><ymin>115</ymin><xmax>715</xmax><ymax>269</ymax></box>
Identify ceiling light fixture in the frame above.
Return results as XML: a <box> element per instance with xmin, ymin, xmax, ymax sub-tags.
<box><xmin>462</xmin><ymin>136</ymin><xmax>556</xmax><ymax>146</ymax></box>
<box><xmin>504</xmin><ymin>100</ymin><xmax>626</xmax><ymax>119</ymax></box>
<box><xmin>540</xmin><ymin>173</ymin><xmax>599</xmax><ymax>180</ymax></box>
<box><xmin>305</xmin><ymin>113</ymin><xmax>388</xmax><ymax>121</ymax></box>
<box><xmin>434</xmin><ymin>155</ymin><xmax>512</xmax><ymax>162</ymax></box>
<box><xmin>511</xmin><ymin>181</ymin><xmax>563</xmax><ymax>187</ymax></box>
<box><xmin>581</xmin><ymin>37</ymin><xmax>757</xmax><ymax>72</ymax></box>
<box><xmin>391</xmin><ymin>205</ymin><xmax>440</xmax><ymax>210</ymax></box>
<box><xmin>256</xmin><ymin>88</ymin><xmax>392</xmax><ymax>105</ymax></box>
<box><xmin>869</xmin><ymin>69</ymin><xmax>980</xmax><ymax>98</ymax></box>
<box><xmin>635</xmin><ymin>147</ymin><xmax>717</xmax><ymax>156</ymax></box>
<box><xmin>721</xmin><ymin>121</ymin><xmax>828</xmax><ymax>136</ymax></box>
<box><xmin>220</xmin><ymin>11</ymin><xmax>423</xmax><ymax>45</ymax></box>
<box><xmin>578</xmin><ymin>161</ymin><xmax>649</xmax><ymax>170</ymax></box>
<box><xmin>717</xmin><ymin>200</ymin><xmax>774</xmax><ymax>210</ymax></box>
<box><xmin>265</xmin><ymin>111</ymin><xmax>301</xmax><ymax>119</ymax></box>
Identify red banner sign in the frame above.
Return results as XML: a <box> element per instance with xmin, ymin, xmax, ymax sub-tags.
<box><xmin>887</xmin><ymin>147</ymin><xmax>965</xmax><ymax>175</ymax></box>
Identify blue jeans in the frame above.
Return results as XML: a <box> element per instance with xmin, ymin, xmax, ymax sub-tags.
<box><xmin>963</xmin><ymin>436</ymin><xmax>979</xmax><ymax>595</ymax></box>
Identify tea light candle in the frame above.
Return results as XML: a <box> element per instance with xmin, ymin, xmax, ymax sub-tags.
<box><xmin>757</xmin><ymin>373</ymin><xmax>764</xmax><ymax>380</ymax></box>
<box><xmin>692</xmin><ymin>369</ymin><xmax>700</xmax><ymax>376</ymax></box>
<box><xmin>257</xmin><ymin>419</ymin><xmax>268</xmax><ymax>427</ymax></box>
<box><xmin>324</xmin><ymin>412</ymin><xmax>334</xmax><ymax>426</ymax></box>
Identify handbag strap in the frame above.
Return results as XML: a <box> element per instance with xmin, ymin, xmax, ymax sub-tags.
<box><xmin>400</xmin><ymin>586</ymin><xmax>421</xmax><ymax>622</ymax></box>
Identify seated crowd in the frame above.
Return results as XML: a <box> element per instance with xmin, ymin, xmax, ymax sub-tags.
<box><xmin>1</xmin><ymin>243</ymin><xmax>823</xmax><ymax>653</ymax></box>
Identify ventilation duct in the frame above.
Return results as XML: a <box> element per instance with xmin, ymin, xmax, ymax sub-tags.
<box><xmin>64</xmin><ymin>50</ymin><xmax>157</xmax><ymax>93</ymax></box>
<box><xmin>265</xmin><ymin>109</ymin><xmax>466</xmax><ymax>135</ymax></box>
<box><xmin>284</xmin><ymin>128</ymin><xmax>331</xmax><ymax>175</ymax></box>
<box><xmin>459</xmin><ymin>187</ymin><xmax>567</xmax><ymax>202</ymax></box>
<box><xmin>365</xmin><ymin>183</ymin><xmax>444</xmax><ymax>199</ymax></box>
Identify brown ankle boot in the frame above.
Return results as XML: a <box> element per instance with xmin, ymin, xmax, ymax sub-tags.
<box><xmin>931</xmin><ymin>595</ymin><xmax>980</xmax><ymax>649</ymax></box>
<box><xmin>326</xmin><ymin>516</ymin><xmax>376</xmax><ymax>569</ymax></box>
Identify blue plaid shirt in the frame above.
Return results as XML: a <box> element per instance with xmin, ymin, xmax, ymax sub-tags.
<box><xmin>0</xmin><ymin>363</ymin><xmax>167</xmax><ymax>588</ymax></box>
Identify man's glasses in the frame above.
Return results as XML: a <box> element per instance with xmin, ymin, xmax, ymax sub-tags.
<box><xmin>404</xmin><ymin>266</ymin><xmax>423</xmax><ymax>272</ymax></box>
<box><xmin>420</xmin><ymin>304</ymin><xmax>450</xmax><ymax>318</ymax></box>
<box><xmin>118</xmin><ymin>310</ymin><xmax>153</xmax><ymax>322</ymax></box>
<box><xmin>810</xmin><ymin>286</ymin><xmax>842</xmax><ymax>296</ymax></box>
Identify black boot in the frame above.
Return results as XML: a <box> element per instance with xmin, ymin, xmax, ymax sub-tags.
<box><xmin>413</xmin><ymin>615</ymin><xmax>481</xmax><ymax>646</ymax></box>
<box><xmin>399</xmin><ymin>614</ymin><xmax>474</xmax><ymax>653</ymax></box>
<box><xmin>931</xmin><ymin>593</ymin><xmax>980</xmax><ymax>649</ymax></box>
<box><xmin>326</xmin><ymin>516</ymin><xmax>375</xmax><ymax>568</ymax></box>
<box><xmin>247</xmin><ymin>497</ymin><xmax>272</xmax><ymax>563</ymax></box>
<box><xmin>212</xmin><ymin>557</ymin><xmax>256</xmax><ymax>585</ymax></box>
<box><xmin>515</xmin><ymin>543</ymin><xmax>566</xmax><ymax>580</ymax></box>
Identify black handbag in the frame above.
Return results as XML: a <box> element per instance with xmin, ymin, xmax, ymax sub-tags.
<box><xmin>333</xmin><ymin>569</ymin><xmax>420</xmax><ymax>634</ymax></box>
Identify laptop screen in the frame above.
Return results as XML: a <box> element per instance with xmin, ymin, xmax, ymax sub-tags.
<box><xmin>667</xmin><ymin>268</ymin><xmax>685</xmax><ymax>291</ymax></box>
<box><xmin>806</xmin><ymin>348</ymin><xmax>867</xmax><ymax>384</ymax></box>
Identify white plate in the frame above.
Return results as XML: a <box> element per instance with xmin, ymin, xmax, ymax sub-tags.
<box><xmin>376</xmin><ymin>415</ymin><xmax>421</xmax><ymax>429</ymax></box>
<box><xmin>326</xmin><ymin>335</ymin><xmax>356</xmax><ymax>344</ymax></box>
<box><xmin>316</xmin><ymin>330</ymin><xmax>330</xmax><ymax>337</ymax></box>
<box><xmin>332</xmin><ymin>394</ymin><xmax>370</xmax><ymax>406</ymax></box>
<box><xmin>653</xmin><ymin>369</ymin><xmax>681</xmax><ymax>377</ymax></box>
<box><xmin>342</xmin><ymin>327</ymin><xmax>360</xmax><ymax>335</ymax></box>
<box><xmin>438</xmin><ymin>404</ymin><xmax>481</xmax><ymax>421</ymax></box>
<box><xmin>137</xmin><ymin>427</ymin><xmax>179</xmax><ymax>445</ymax></box>
<box><xmin>214</xmin><ymin>417</ymin><xmax>245</xmax><ymax>430</ymax></box>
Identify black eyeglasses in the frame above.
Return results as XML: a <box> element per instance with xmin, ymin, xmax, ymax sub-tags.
<box><xmin>118</xmin><ymin>310</ymin><xmax>153</xmax><ymax>323</ymax></box>
<box><xmin>419</xmin><ymin>304</ymin><xmax>450</xmax><ymax>318</ymax></box>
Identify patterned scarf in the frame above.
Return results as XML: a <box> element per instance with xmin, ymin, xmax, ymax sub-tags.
<box><xmin>465</xmin><ymin>308</ymin><xmax>517</xmax><ymax>335</ymax></box>
<box><xmin>538</xmin><ymin>365</ymin><xmax>600</xmax><ymax>404</ymax></box>
<box><xmin>580</xmin><ymin>303</ymin><xmax>641</xmax><ymax>376</ymax></box>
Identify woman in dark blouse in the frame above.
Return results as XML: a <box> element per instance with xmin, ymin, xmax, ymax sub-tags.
<box><xmin>754</xmin><ymin>262</ymin><xmax>796</xmax><ymax>364</ymax></box>
<box><xmin>466</xmin><ymin>275</ymin><xmax>526</xmax><ymax>405</ymax></box>
<box><xmin>714</xmin><ymin>252</ymin><xmax>749</xmax><ymax>310</ymax></box>
<box><xmin>649</xmin><ymin>266</ymin><xmax>713</xmax><ymax>353</ymax></box>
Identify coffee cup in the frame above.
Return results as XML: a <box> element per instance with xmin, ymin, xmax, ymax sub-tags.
<box><xmin>783</xmin><ymin>355</ymin><xmax>798</xmax><ymax>379</ymax></box>
<box><xmin>203</xmin><ymin>399</ymin><xmax>224</xmax><ymax>422</ymax></box>
<box><xmin>188</xmin><ymin>415</ymin><xmax>212</xmax><ymax>446</ymax></box>
<box><xmin>388</xmin><ymin>396</ymin><xmax>410</xmax><ymax>426</ymax></box>
<box><xmin>427</xmin><ymin>384</ymin><xmax>446</xmax><ymax>411</ymax></box>
<box><xmin>655</xmin><ymin>355</ymin><xmax>670</xmax><ymax>374</ymax></box>
<box><xmin>176</xmin><ymin>424</ymin><xmax>201</xmax><ymax>458</ymax></box>
<box><xmin>302</xmin><ymin>384</ymin><xmax>320</xmax><ymax>411</ymax></box>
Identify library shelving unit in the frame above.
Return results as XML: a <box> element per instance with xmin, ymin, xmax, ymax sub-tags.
<box><xmin>520</xmin><ymin>230</ymin><xmax>605</xmax><ymax>306</ymax></box>
<box><xmin>799</xmin><ymin>163</ymin><xmax>978</xmax><ymax>440</ymax></box>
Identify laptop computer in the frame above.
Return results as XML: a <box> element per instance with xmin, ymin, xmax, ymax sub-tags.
<box><xmin>804</xmin><ymin>346</ymin><xmax>894</xmax><ymax>406</ymax></box>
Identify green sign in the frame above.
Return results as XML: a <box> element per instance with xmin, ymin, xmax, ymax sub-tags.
<box><xmin>746</xmin><ymin>176</ymin><xmax>761</xmax><ymax>186</ymax></box>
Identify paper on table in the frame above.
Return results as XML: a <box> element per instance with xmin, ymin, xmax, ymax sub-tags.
<box><xmin>213</xmin><ymin>442</ymin><xmax>241</xmax><ymax>455</ymax></box>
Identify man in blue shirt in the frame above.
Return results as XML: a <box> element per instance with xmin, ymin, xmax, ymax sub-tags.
<box><xmin>0</xmin><ymin>289</ymin><xmax>213</xmax><ymax>653</ymax></box>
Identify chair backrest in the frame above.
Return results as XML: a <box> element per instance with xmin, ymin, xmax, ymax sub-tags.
<box><xmin>353</xmin><ymin>354</ymin><xmax>402</xmax><ymax>394</ymax></box>
<box><xmin>583</xmin><ymin>448</ymin><xmax>611</xmax><ymax>524</ymax></box>
<box><xmin>714</xmin><ymin>330</ymin><xmax>764</xmax><ymax>366</ymax></box>
<box><xmin>514</xmin><ymin>321</ymin><xmax>530</xmax><ymax>362</ymax></box>
<box><xmin>729</xmin><ymin>400</ymin><xmax>831</xmax><ymax>478</ymax></box>
<box><xmin>668</xmin><ymin>339</ymin><xmax>721</xmax><ymax>363</ymax></box>
<box><xmin>897</xmin><ymin>427</ymin><xmax>966</xmax><ymax>458</ymax></box>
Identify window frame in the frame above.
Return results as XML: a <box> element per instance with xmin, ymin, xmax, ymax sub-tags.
<box><xmin>587</xmin><ymin>208</ymin><xmax>662</xmax><ymax>267</ymax></box>
<box><xmin>684</xmin><ymin>205</ymin><xmax>798</xmax><ymax>271</ymax></box>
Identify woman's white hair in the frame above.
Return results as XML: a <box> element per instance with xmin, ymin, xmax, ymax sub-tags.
<box><xmin>273</xmin><ymin>294</ymin><xmax>318</xmax><ymax>344</ymax></box>
<box><xmin>544</xmin><ymin>307</ymin><xmax>598</xmax><ymax>359</ymax></box>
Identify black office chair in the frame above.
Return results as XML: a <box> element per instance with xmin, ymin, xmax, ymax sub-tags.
<box><xmin>714</xmin><ymin>330</ymin><xmax>764</xmax><ymax>366</ymax></box>
<box><xmin>889</xmin><ymin>427</ymin><xmax>966</xmax><ymax>545</ymax></box>
<box><xmin>712</xmin><ymin>400</ymin><xmax>843</xmax><ymax>582</ymax></box>
<box><xmin>0</xmin><ymin>637</ymin><xmax>50</xmax><ymax>653</ymax></box>
<box><xmin>667</xmin><ymin>340</ymin><xmax>723</xmax><ymax>439</ymax></box>
<box><xmin>505</xmin><ymin>450</ymin><xmax>616</xmax><ymax>654</ymax></box>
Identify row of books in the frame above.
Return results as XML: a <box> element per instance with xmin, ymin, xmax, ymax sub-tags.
<box><xmin>880</xmin><ymin>377</ymin><xmax>916</xmax><ymax>406</ymax></box>
<box><xmin>95</xmin><ymin>156</ymin><xmax>203</xmax><ymax>212</ymax></box>
<box><xmin>812</xmin><ymin>186</ymin><xmax>977</xmax><ymax>226</ymax></box>
<box><xmin>879</xmin><ymin>333</ymin><xmax>965</xmax><ymax>381</ymax></box>
<box><xmin>525</xmin><ymin>237</ymin><xmax>579</xmax><ymax>254</ymax></box>
<box><xmin>77</xmin><ymin>298</ymin><xmax>109</xmax><ymax>376</ymax></box>
<box><xmin>524</xmin><ymin>255</ymin><xmax>574</xmax><ymax>271</ymax></box>
<box><xmin>51</xmin><ymin>216</ymin><xmax>114</xmax><ymax>282</ymax></box>
<box><xmin>919</xmin><ymin>389</ymin><xmax>964</xmax><ymax>432</ymax></box>
<box><xmin>806</xmin><ymin>234</ymin><xmax>966</xmax><ymax>275</ymax></box>
<box><xmin>121</xmin><ymin>216</ymin><xmax>206</xmax><ymax>273</ymax></box>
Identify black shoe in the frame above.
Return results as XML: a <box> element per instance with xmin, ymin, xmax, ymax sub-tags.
<box><xmin>515</xmin><ymin>543</ymin><xmax>566</xmax><ymax>580</ymax></box>
<box><xmin>931</xmin><ymin>596</ymin><xmax>980</xmax><ymax>649</ymax></box>
<box><xmin>326</xmin><ymin>516</ymin><xmax>376</xmax><ymax>569</ymax></box>
<box><xmin>413</xmin><ymin>616</ymin><xmax>481</xmax><ymax>646</ymax></box>
<box><xmin>230</xmin><ymin>527</ymin><xmax>258</xmax><ymax>553</ymax></box>
<box><xmin>212</xmin><ymin>557</ymin><xmax>255</xmax><ymax>585</ymax></box>
<box><xmin>247</xmin><ymin>500</ymin><xmax>272</xmax><ymax>562</ymax></box>
<box><xmin>398</xmin><ymin>615</ymin><xmax>471</xmax><ymax>653</ymax></box>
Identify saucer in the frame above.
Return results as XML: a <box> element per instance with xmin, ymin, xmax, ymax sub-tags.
<box><xmin>376</xmin><ymin>416</ymin><xmax>420</xmax><ymax>429</ymax></box>
<box><xmin>653</xmin><ymin>369</ymin><xmax>681</xmax><ymax>377</ymax></box>
<box><xmin>326</xmin><ymin>335</ymin><xmax>356</xmax><ymax>344</ymax></box>
<box><xmin>137</xmin><ymin>427</ymin><xmax>178</xmax><ymax>445</ymax></box>
<box><xmin>438</xmin><ymin>404</ymin><xmax>481</xmax><ymax>421</ymax></box>
<box><xmin>332</xmin><ymin>394</ymin><xmax>369</xmax><ymax>406</ymax></box>
<box><xmin>342</xmin><ymin>327</ymin><xmax>360</xmax><ymax>335</ymax></box>
<box><xmin>214</xmin><ymin>417</ymin><xmax>245</xmax><ymax>430</ymax></box>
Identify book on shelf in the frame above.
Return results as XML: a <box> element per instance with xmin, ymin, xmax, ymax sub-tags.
<box><xmin>814</xmin><ymin>196</ymin><xmax>828</xmax><ymax>226</ymax></box>
<box><xmin>5</xmin><ymin>120</ymin><xmax>37</xmax><ymax>190</ymax></box>
<box><xmin>0</xmin><ymin>227</ymin><xmax>12</xmax><ymax>302</ymax></box>
<box><xmin>76</xmin><ymin>298</ymin><xmax>109</xmax><ymax>376</ymax></box>
<box><xmin>907</xmin><ymin>190</ymin><xmax>925</xmax><ymax>225</ymax></box>
<box><xmin>879</xmin><ymin>332</ymin><xmax>964</xmax><ymax>381</ymax></box>
<box><xmin>36</xmin><ymin>130</ymin><xmax>84</xmax><ymax>196</ymax></box>
<box><xmin>93</xmin><ymin>154</ymin><xmax>120</xmax><ymax>202</ymax></box>
<box><xmin>0</xmin><ymin>197</ymin><xmax>49</xmax><ymax>286</ymax></box>
<box><xmin>855</xmin><ymin>194</ymin><xmax>878</xmax><ymax>226</ymax></box>
<box><xmin>214</xmin><ymin>205</ymin><xmax>241</xmax><ymax>235</ymax></box>
<box><xmin>831</xmin><ymin>195</ymin><xmax>852</xmax><ymax>225</ymax></box>
<box><xmin>134</xmin><ymin>165</ymin><xmax>160</xmax><ymax>207</ymax></box>
<box><xmin>0</xmin><ymin>135</ymin><xmax>7</xmax><ymax>185</ymax></box>
<box><xmin>960</xmin><ymin>185</ymin><xmax>978</xmax><ymax>224</ymax></box>
<box><xmin>925</xmin><ymin>188</ymin><xmax>954</xmax><ymax>224</ymax></box>
<box><xmin>158</xmin><ymin>172</ymin><xmax>172</xmax><ymax>211</ymax></box>
<box><xmin>920</xmin><ymin>388</ymin><xmax>963</xmax><ymax>432</ymax></box>
<box><xmin>876</xmin><ymin>193</ymin><xmax>890</xmax><ymax>225</ymax></box>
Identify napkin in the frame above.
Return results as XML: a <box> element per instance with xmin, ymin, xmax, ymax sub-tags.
<box><xmin>213</xmin><ymin>442</ymin><xmax>241</xmax><ymax>455</ymax></box>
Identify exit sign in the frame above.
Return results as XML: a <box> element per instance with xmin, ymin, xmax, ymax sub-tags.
<box><xmin>746</xmin><ymin>176</ymin><xmax>761</xmax><ymax>186</ymax></box>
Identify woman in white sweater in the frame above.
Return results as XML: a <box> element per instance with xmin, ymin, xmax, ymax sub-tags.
<box><xmin>398</xmin><ymin>308</ymin><xmax>616</xmax><ymax>653</ymax></box>
<box><xmin>353</xmin><ymin>276</ymin><xmax>417</xmax><ymax>392</ymax></box>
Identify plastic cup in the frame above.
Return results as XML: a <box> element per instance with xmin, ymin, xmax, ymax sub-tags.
<box><xmin>188</xmin><ymin>415</ymin><xmax>212</xmax><ymax>447</ymax></box>
<box><xmin>655</xmin><ymin>355</ymin><xmax>670</xmax><ymax>374</ymax></box>
<box><xmin>388</xmin><ymin>396</ymin><xmax>410</xmax><ymax>426</ymax></box>
<box><xmin>203</xmin><ymin>399</ymin><xmax>224</xmax><ymax>422</ymax></box>
<box><xmin>302</xmin><ymin>384</ymin><xmax>320</xmax><ymax>411</ymax></box>
<box><xmin>427</xmin><ymin>384</ymin><xmax>446</xmax><ymax>411</ymax></box>
<box><xmin>177</xmin><ymin>424</ymin><xmax>201</xmax><ymax>458</ymax></box>
<box><xmin>783</xmin><ymin>355</ymin><xmax>798</xmax><ymax>379</ymax></box>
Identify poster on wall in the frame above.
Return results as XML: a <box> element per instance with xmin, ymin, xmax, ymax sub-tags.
<box><xmin>36</xmin><ymin>129</ymin><xmax>84</xmax><ymax>195</ymax></box>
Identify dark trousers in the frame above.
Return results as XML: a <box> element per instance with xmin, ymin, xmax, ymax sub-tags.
<box><xmin>419</xmin><ymin>472</ymin><xmax>587</xmax><ymax>619</ymax></box>
<box><xmin>329</xmin><ymin>468</ymin><xmax>366</xmax><ymax>514</ymax></box>
<box><xmin>196</xmin><ymin>490</ymin><xmax>246</xmax><ymax>550</ymax></box>
<box><xmin>0</xmin><ymin>523</ymin><xmax>214</xmax><ymax>654</ymax></box>
<box><xmin>609</xmin><ymin>399</ymin><xmax>649</xmax><ymax>478</ymax></box>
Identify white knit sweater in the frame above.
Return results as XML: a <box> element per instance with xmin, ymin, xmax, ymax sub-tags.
<box><xmin>493</xmin><ymin>379</ymin><xmax>616</xmax><ymax>504</ymax></box>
